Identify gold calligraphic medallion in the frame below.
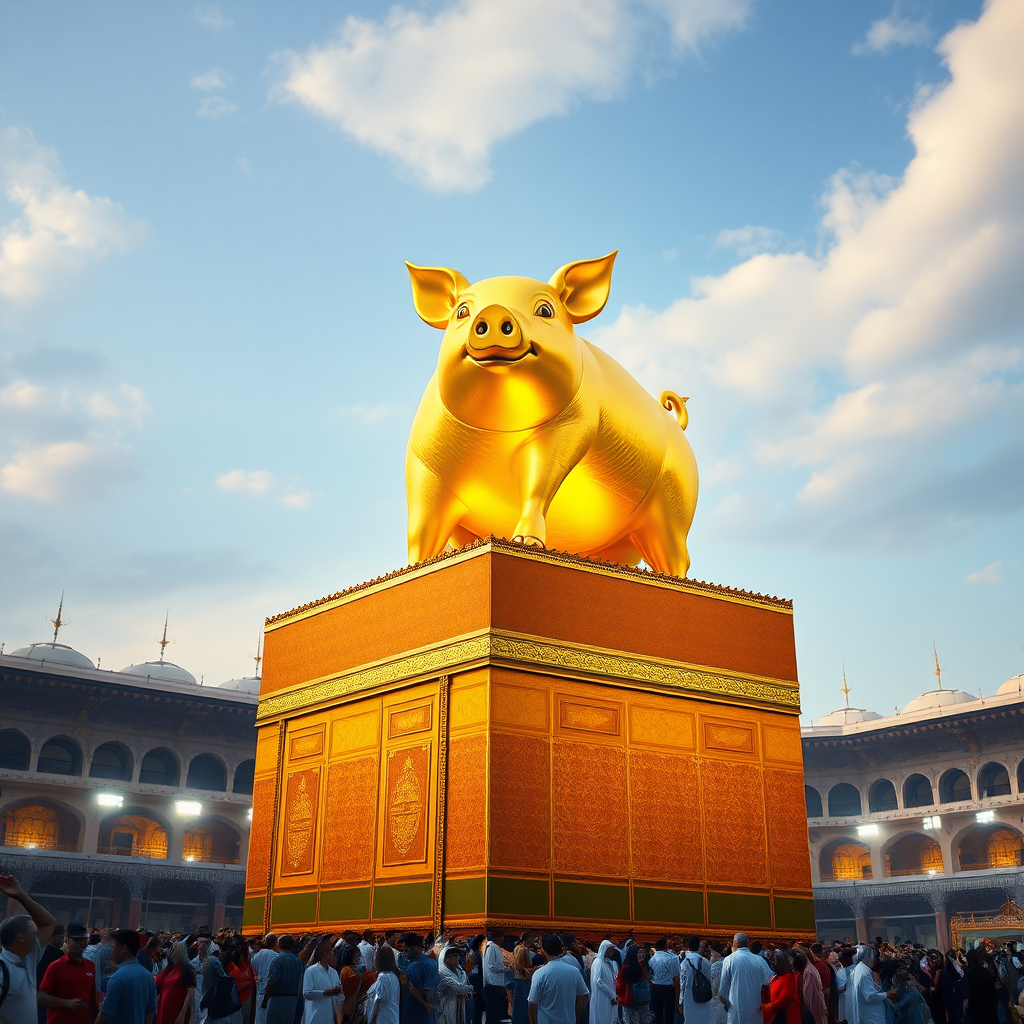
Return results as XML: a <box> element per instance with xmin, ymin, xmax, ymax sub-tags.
<box><xmin>286</xmin><ymin>775</ymin><xmax>314</xmax><ymax>869</ymax></box>
<box><xmin>389</xmin><ymin>756</ymin><xmax>422</xmax><ymax>855</ymax></box>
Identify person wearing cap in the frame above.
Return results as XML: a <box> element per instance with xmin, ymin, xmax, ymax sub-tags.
<box><xmin>38</xmin><ymin>924</ymin><xmax>99</xmax><ymax>1024</ymax></box>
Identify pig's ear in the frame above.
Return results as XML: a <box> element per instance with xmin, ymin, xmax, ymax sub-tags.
<box><xmin>406</xmin><ymin>263</ymin><xmax>471</xmax><ymax>329</ymax></box>
<box><xmin>548</xmin><ymin>251</ymin><xmax>618</xmax><ymax>324</ymax></box>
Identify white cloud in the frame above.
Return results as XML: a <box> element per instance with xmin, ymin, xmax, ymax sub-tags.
<box><xmin>273</xmin><ymin>0</ymin><xmax>753</xmax><ymax>192</ymax></box>
<box><xmin>216</xmin><ymin>469</ymin><xmax>275</xmax><ymax>495</ymax></box>
<box><xmin>714</xmin><ymin>225</ymin><xmax>788</xmax><ymax>258</ymax></box>
<box><xmin>0</xmin><ymin>129</ymin><xmax>148</xmax><ymax>302</ymax></box>
<box><xmin>965</xmin><ymin>561</ymin><xmax>1003</xmax><ymax>585</ymax></box>
<box><xmin>197</xmin><ymin>97</ymin><xmax>238</xmax><ymax>119</ymax></box>
<box><xmin>336</xmin><ymin>403</ymin><xmax>398</xmax><ymax>425</ymax></box>
<box><xmin>280</xmin><ymin>491</ymin><xmax>311</xmax><ymax>509</ymax></box>
<box><xmin>215</xmin><ymin>470</ymin><xmax>310</xmax><ymax>508</ymax></box>
<box><xmin>194</xmin><ymin>5</ymin><xmax>232</xmax><ymax>31</ymax></box>
<box><xmin>86</xmin><ymin>383</ymin><xmax>150</xmax><ymax>427</ymax></box>
<box><xmin>593</xmin><ymin>0</ymin><xmax>1024</xmax><ymax>550</ymax></box>
<box><xmin>854</xmin><ymin>1</ymin><xmax>931</xmax><ymax>56</ymax></box>
<box><xmin>1</xmin><ymin>439</ymin><xmax>135</xmax><ymax>502</ymax></box>
<box><xmin>191</xmin><ymin>68</ymin><xmax>231</xmax><ymax>92</ymax></box>
<box><xmin>0</xmin><ymin>380</ymin><xmax>44</xmax><ymax>409</ymax></box>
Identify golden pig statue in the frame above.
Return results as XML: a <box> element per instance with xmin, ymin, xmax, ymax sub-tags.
<box><xmin>405</xmin><ymin>251</ymin><xmax>698</xmax><ymax>577</ymax></box>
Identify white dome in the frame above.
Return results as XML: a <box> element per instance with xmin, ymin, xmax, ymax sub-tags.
<box><xmin>997</xmin><ymin>674</ymin><xmax>1024</xmax><ymax>697</ymax></box>
<box><xmin>817</xmin><ymin>707</ymin><xmax>883</xmax><ymax>726</ymax></box>
<box><xmin>219</xmin><ymin>677</ymin><xmax>261</xmax><ymax>694</ymax></box>
<box><xmin>10</xmin><ymin>642</ymin><xmax>95</xmax><ymax>670</ymax></box>
<box><xmin>119</xmin><ymin>659</ymin><xmax>197</xmax><ymax>685</ymax></box>
<box><xmin>901</xmin><ymin>688</ymin><xmax>978</xmax><ymax>714</ymax></box>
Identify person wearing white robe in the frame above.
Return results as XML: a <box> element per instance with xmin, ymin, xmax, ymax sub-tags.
<box><xmin>589</xmin><ymin>942</ymin><xmax>617</xmax><ymax>1024</ymax></box>
<box><xmin>303</xmin><ymin>943</ymin><xmax>342</xmax><ymax>1024</ymax></box>
<box><xmin>252</xmin><ymin>940</ymin><xmax>280</xmax><ymax>1024</ymax></box>
<box><xmin>845</xmin><ymin>947</ymin><xmax>887</xmax><ymax>1024</ymax></box>
<box><xmin>680</xmin><ymin>946</ymin><xmax>714</xmax><ymax>1024</ymax></box>
<box><xmin>718</xmin><ymin>936</ymin><xmax>772</xmax><ymax>1024</ymax></box>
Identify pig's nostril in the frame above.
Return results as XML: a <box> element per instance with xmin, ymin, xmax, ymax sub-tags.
<box><xmin>501</xmin><ymin>320</ymin><xmax>515</xmax><ymax>336</ymax></box>
<box><xmin>475</xmin><ymin>321</ymin><xmax>488</xmax><ymax>336</ymax></box>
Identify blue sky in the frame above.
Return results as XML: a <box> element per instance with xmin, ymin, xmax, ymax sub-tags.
<box><xmin>0</xmin><ymin>0</ymin><xmax>1020</xmax><ymax>720</ymax></box>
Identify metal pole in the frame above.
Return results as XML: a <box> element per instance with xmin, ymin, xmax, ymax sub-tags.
<box><xmin>85</xmin><ymin>874</ymin><xmax>95</xmax><ymax>928</ymax></box>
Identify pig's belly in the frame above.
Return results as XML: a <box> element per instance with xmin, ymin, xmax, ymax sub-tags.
<box><xmin>457</xmin><ymin>457</ymin><xmax>638</xmax><ymax>553</ymax></box>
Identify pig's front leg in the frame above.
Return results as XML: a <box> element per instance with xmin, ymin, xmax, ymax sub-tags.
<box><xmin>510</xmin><ymin>432</ymin><xmax>588</xmax><ymax>548</ymax></box>
<box><xmin>406</xmin><ymin>454</ymin><xmax>469</xmax><ymax>563</ymax></box>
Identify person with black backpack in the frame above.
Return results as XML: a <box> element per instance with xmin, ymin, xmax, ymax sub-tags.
<box><xmin>201</xmin><ymin>949</ymin><xmax>242</xmax><ymax>1024</ymax></box>
<box><xmin>679</xmin><ymin>939</ymin><xmax>714</xmax><ymax>1024</ymax></box>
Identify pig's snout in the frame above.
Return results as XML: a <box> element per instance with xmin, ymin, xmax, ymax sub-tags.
<box><xmin>468</xmin><ymin>304</ymin><xmax>524</xmax><ymax>357</ymax></box>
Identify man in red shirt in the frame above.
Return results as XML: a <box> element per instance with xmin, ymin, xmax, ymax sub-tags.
<box><xmin>39</xmin><ymin>923</ymin><xmax>99</xmax><ymax>1024</ymax></box>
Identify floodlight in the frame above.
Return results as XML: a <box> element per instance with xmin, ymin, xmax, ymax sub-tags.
<box><xmin>96</xmin><ymin>792</ymin><xmax>124</xmax><ymax>808</ymax></box>
<box><xmin>175</xmin><ymin>800</ymin><xmax>203</xmax><ymax>816</ymax></box>
<box><xmin>857</xmin><ymin>824</ymin><xmax>879</xmax><ymax>837</ymax></box>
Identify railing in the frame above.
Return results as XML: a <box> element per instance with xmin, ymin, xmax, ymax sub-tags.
<box><xmin>37</xmin><ymin>758</ymin><xmax>78</xmax><ymax>776</ymax></box>
<box><xmin>819</xmin><ymin>871</ymin><xmax>873</xmax><ymax>882</ymax></box>
<box><xmin>982</xmin><ymin>784</ymin><xmax>1012</xmax><ymax>797</ymax></box>
<box><xmin>886</xmin><ymin>867</ymin><xmax>943</xmax><ymax>877</ymax></box>
<box><xmin>1</xmin><ymin>841</ymin><xmax>82</xmax><ymax>852</ymax></box>
<box><xmin>960</xmin><ymin>856</ymin><xmax>1023</xmax><ymax>871</ymax></box>
<box><xmin>869</xmin><ymin>800</ymin><xmax>899</xmax><ymax>812</ymax></box>
<box><xmin>0</xmin><ymin>754</ymin><xmax>30</xmax><ymax>771</ymax></box>
<box><xmin>97</xmin><ymin>844</ymin><xmax>168</xmax><ymax>859</ymax></box>
<box><xmin>89</xmin><ymin>766</ymin><xmax>131</xmax><ymax>781</ymax></box>
<box><xmin>183</xmin><ymin>855</ymin><xmax>241</xmax><ymax>865</ymax></box>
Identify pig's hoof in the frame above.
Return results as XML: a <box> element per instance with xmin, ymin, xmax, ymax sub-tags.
<box><xmin>512</xmin><ymin>534</ymin><xmax>545</xmax><ymax>548</ymax></box>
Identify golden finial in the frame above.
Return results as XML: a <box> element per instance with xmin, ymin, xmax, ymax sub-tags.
<box><xmin>841</xmin><ymin>664</ymin><xmax>851</xmax><ymax>709</ymax></box>
<box><xmin>253</xmin><ymin>632</ymin><xmax>263</xmax><ymax>679</ymax></box>
<box><xmin>157</xmin><ymin>612</ymin><xmax>171</xmax><ymax>663</ymax></box>
<box><xmin>933</xmin><ymin>642</ymin><xmax>942</xmax><ymax>690</ymax></box>
<box><xmin>50</xmin><ymin>592</ymin><xmax>68</xmax><ymax>643</ymax></box>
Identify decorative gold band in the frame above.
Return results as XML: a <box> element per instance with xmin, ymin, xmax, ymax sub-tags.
<box><xmin>255</xmin><ymin>629</ymin><xmax>800</xmax><ymax>722</ymax></box>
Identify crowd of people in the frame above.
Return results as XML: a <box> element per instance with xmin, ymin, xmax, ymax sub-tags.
<box><xmin>2</xmin><ymin>874</ymin><xmax>1021</xmax><ymax>1024</ymax></box>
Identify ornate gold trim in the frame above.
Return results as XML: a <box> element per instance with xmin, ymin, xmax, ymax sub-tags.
<box><xmin>256</xmin><ymin>629</ymin><xmax>800</xmax><ymax>722</ymax></box>
<box><xmin>432</xmin><ymin>675</ymin><xmax>450</xmax><ymax>935</ymax></box>
<box><xmin>265</xmin><ymin>538</ymin><xmax>792</xmax><ymax>631</ymax></box>
<box><xmin>264</xmin><ymin>720</ymin><xmax>286</xmax><ymax>934</ymax></box>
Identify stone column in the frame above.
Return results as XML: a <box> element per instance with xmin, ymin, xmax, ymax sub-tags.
<box><xmin>929</xmin><ymin>890</ymin><xmax>949</xmax><ymax>952</ymax></box>
<box><xmin>851</xmin><ymin>897</ymin><xmax>869</xmax><ymax>944</ymax></box>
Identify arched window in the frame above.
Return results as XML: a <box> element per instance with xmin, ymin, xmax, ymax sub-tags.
<box><xmin>186</xmin><ymin>754</ymin><xmax>227</xmax><ymax>792</ymax></box>
<box><xmin>1019</xmin><ymin>761</ymin><xmax>1024</xmax><ymax>795</ymax></box>
<box><xmin>805</xmin><ymin>786</ymin><xmax>823</xmax><ymax>817</ymax></box>
<box><xmin>869</xmin><ymin>779</ymin><xmax>898</xmax><ymax>813</ymax></box>
<box><xmin>232</xmin><ymin>760</ymin><xmax>255</xmax><ymax>795</ymax></box>
<box><xmin>0</xmin><ymin>730</ymin><xmax>31</xmax><ymax>771</ymax></box>
<box><xmin>828</xmin><ymin>783</ymin><xmax>862</xmax><ymax>817</ymax></box>
<box><xmin>36</xmin><ymin>737</ymin><xmax>82</xmax><ymax>777</ymax></box>
<box><xmin>0</xmin><ymin>800</ymin><xmax>81</xmax><ymax>851</ymax></box>
<box><xmin>987</xmin><ymin>828</ymin><xmax>1022</xmax><ymax>868</ymax></box>
<box><xmin>958</xmin><ymin>825</ymin><xmax>1024</xmax><ymax>871</ymax></box>
<box><xmin>184</xmin><ymin>820</ymin><xmax>241</xmax><ymax>864</ymax></box>
<box><xmin>885</xmin><ymin>834</ymin><xmax>943</xmax><ymax>877</ymax></box>
<box><xmin>89</xmin><ymin>743</ymin><xmax>132</xmax><ymax>782</ymax></box>
<box><xmin>979</xmin><ymin>762</ymin><xmax>1011</xmax><ymax>798</ymax></box>
<box><xmin>820</xmin><ymin>840</ymin><xmax>872</xmax><ymax>881</ymax></box>
<box><xmin>939</xmin><ymin>769</ymin><xmax>972</xmax><ymax>804</ymax></box>
<box><xmin>903</xmin><ymin>774</ymin><xmax>933</xmax><ymax>809</ymax></box>
<box><xmin>99</xmin><ymin>813</ymin><xmax>168</xmax><ymax>859</ymax></box>
<box><xmin>140</xmin><ymin>748</ymin><xmax>179</xmax><ymax>787</ymax></box>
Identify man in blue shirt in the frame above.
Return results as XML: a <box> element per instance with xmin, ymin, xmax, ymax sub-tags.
<box><xmin>400</xmin><ymin>934</ymin><xmax>438</xmax><ymax>1024</ymax></box>
<box><xmin>96</xmin><ymin>931</ymin><xmax>156</xmax><ymax>1024</ymax></box>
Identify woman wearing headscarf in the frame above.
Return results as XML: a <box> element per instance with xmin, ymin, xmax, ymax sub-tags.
<box><xmin>963</xmin><ymin>950</ymin><xmax>998</xmax><ymax>1024</ymax></box>
<box><xmin>760</xmin><ymin>951</ymin><xmax>801</xmax><ymax>1024</ymax></box>
<box><xmin>616</xmin><ymin>945</ymin><xmax>652</xmax><ymax>1024</ymax></box>
<box><xmin>367</xmin><ymin>946</ymin><xmax>402</xmax><ymax>1024</ymax></box>
<box><xmin>156</xmin><ymin>941</ymin><xmax>197</xmax><ymax>1024</ymax></box>
<box><xmin>589</xmin><ymin>942</ymin><xmax>617</xmax><ymax>1024</ymax></box>
<box><xmin>793</xmin><ymin>950</ymin><xmax>827</xmax><ymax>1024</ymax></box>
<box><xmin>882</xmin><ymin>968</ymin><xmax>925</xmax><ymax>1024</ymax></box>
<box><xmin>436</xmin><ymin>948</ymin><xmax>475</xmax><ymax>1024</ymax></box>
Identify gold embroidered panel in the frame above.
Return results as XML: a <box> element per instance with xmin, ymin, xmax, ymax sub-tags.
<box><xmin>552</xmin><ymin>740</ymin><xmax>628</xmax><ymax>877</ymax></box>
<box><xmin>281</xmin><ymin>768</ymin><xmax>319</xmax><ymax>876</ymax></box>
<box><xmin>246</xmin><ymin>776</ymin><xmax>277</xmax><ymax>893</ymax></box>
<box><xmin>700</xmin><ymin>760</ymin><xmax>768</xmax><ymax>887</ymax></box>
<box><xmin>629</xmin><ymin>749</ymin><xmax>703</xmax><ymax>884</ymax></box>
<box><xmin>321</xmin><ymin>756</ymin><xmax>378</xmax><ymax>884</ymax></box>
<box><xmin>764</xmin><ymin>767</ymin><xmax>814</xmax><ymax>890</ymax></box>
<box><xmin>558</xmin><ymin>698</ymin><xmax>621</xmax><ymax>737</ymax></box>
<box><xmin>388</xmin><ymin>703</ymin><xmax>432</xmax><ymax>738</ymax></box>
<box><xmin>446</xmin><ymin>733</ymin><xmax>487</xmax><ymax>871</ymax></box>
<box><xmin>490</xmin><ymin>731</ymin><xmax>551</xmax><ymax>871</ymax></box>
<box><xmin>383</xmin><ymin>744</ymin><xmax>430</xmax><ymax>865</ymax></box>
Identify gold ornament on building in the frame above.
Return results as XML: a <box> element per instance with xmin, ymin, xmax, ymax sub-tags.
<box><xmin>286</xmin><ymin>775</ymin><xmax>314</xmax><ymax>869</ymax></box>
<box><xmin>405</xmin><ymin>252</ymin><xmax>699</xmax><ymax>577</ymax></box>
<box><xmin>389</xmin><ymin>755</ymin><xmax>423</xmax><ymax>855</ymax></box>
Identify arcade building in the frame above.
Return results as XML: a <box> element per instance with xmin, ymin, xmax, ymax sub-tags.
<box><xmin>803</xmin><ymin>672</ymin><xmax>1024</xmax><ymax>950</ymax></box>
<box><xmin>0</xmin><ymin>623</ymin><xmax>258</xmax><ymax>932</ymax></box>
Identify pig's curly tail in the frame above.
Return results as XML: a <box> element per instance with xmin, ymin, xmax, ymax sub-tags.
<box><xmin>660</xmin><ymin>390</ymin><xmax>689</xmax><ymax>431</ymax></box>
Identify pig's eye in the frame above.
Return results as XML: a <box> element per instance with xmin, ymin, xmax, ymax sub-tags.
<box><xmin>456</xmin><ymin>304</ymin><xmax>470</xmax><ymax>319</ymax></box>
<box><xmin>535</xmin><ymin>302</ymin><xmax>555</xmax><ymax>319</ymax></box>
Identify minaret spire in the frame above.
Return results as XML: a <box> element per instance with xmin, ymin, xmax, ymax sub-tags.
<box><xmin>841</xmin><ymin>664</ymin><xmax>851</xmax><ymax>709</ymax></box>
<box><xmin>50</xmin><ymin>592</ymin><xmax>67</xmax><ymax>643</ymax></box>
<box><xmin>933</xmin><ymin>642</ymin><xmax>943</xmax><ymax>690</ymax></box>
<box><xmin>157</xmin><ymin>612</ymin><xmax>170</xmax><ymax>663</ymax></box>
<box><xmin>253</xmin><ymin>632</ymin><xmax>262</xmax><ymax>679</ymax></box>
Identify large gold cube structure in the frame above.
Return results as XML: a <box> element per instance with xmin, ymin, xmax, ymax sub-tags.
<box><xmin>243</xmin><ymin>540</ymin><xmax>814</xmax><ymax>940</ymax></box>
